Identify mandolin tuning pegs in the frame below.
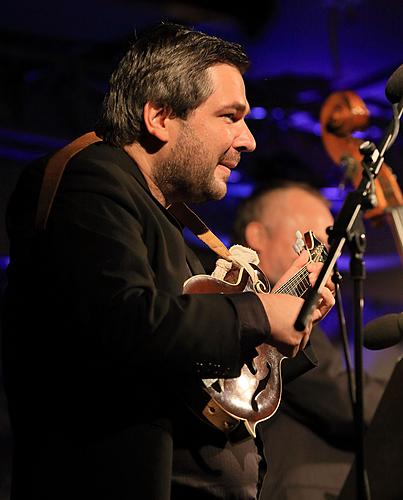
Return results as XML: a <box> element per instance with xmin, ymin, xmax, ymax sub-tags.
<box><xmin>293</xmin><ymin>230</ymin><xmax>305</xmax><ymax>255</ymax></box>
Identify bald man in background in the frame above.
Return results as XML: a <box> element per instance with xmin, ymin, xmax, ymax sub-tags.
<box><xmin>232</xmin><ymin>180</ymin><xmax>386</xmax><ymax>500</ymax></box>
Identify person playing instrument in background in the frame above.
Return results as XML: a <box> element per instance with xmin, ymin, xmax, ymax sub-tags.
<box><xmin>232</xmin><ymin>179</ymin><xmax>386</xmax><ymax>500</ymax></box>
<box><xmin>1</xmin><ymin>23</ymin><xmax>335</xmax><ymax>499</ymax></box>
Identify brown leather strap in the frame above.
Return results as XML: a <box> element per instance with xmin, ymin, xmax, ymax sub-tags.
<box><xmin>35</xmin><ymin>131</ymin><xmax>102</xmax><ymax>232</ymax></box>
<box><xmin>168</xmin><ymin>202</ymin><xmax>231</xmax><ymax>260</ymax></box>
<box><xmin>35</xmin><ymin>131</ymin><xmax>231</xmax><ymax>262</ymax></box>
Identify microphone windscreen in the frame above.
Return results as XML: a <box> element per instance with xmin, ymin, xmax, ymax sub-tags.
<box><xmin>364</xmin><ymin>312</ymin><xmax>403</xmax><ymax>350</ymax></box>
<box><xmin>385</xmin><ymin>64</ymin><xmax>403</xmax><ymax>104</ymax></box>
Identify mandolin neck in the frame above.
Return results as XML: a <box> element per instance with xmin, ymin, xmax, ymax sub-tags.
<box><xmin>273</xmin><ymin>265</ymin><xmax>311</xmax><ymax>299</ymax></box>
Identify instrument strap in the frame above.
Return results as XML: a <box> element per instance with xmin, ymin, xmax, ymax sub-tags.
<box><xmin>35</xmin><ymin>131</ymin><xmax>102</xmax><ymax>232</ymax></box>
<box><xmin>35</xmin><ymin>132</ymin><xmax>232</xmax><ymax>262</ymax></box>
<box><xmin>167</xmin><ymin>202</ymin><xmax>231</xmax><ymax>260</ymax></box>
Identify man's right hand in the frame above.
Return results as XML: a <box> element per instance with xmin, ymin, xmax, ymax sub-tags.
<box><xmin>257</xmin><ymin>293</ymin><xmax>310</xmax><ymax>358</ymax></box>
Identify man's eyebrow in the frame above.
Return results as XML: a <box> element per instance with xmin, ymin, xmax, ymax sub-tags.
<box><xmin>218</xmin><ymin>103</ymin><xmax>250</xmax><ymax>114</ymax></box>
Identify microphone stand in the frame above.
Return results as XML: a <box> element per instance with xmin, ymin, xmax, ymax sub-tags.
<box><xmin>348</xmin><ymin>211</ymin><xmax>370</xmax><ymax>500</ymax></box>
<box><xmin>295</xmin><ymin>101</ymin><xmax>403</xmax><ymax>500</ymax></box>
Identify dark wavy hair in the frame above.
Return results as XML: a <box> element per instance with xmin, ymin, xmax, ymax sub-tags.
<box><xmin>95</xmin><ymin>23</ymin><xmax>250</xmax><ymax>147</ymax></box>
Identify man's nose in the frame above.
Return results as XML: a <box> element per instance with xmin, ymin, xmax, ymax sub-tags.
<box><xmin>234</xmin><ymin>121</ymin><xmax>256</xmax><ymax>152</ymax></box>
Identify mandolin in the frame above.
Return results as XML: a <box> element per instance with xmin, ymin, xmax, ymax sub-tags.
<box><xmin>320</xmin><ymin>90</ymin><xmax>403</xmax><ymax>264</ymax></box>
<box><xmin>183</xmin><ymin>230</ymin><xmax>328</xmax><ymax>438</ymax></box>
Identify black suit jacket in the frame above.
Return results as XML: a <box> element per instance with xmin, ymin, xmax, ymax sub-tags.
<box><xmin>2</xmin><ymin>142</ymin><xmax>275</xmax><ymax>499</ymax></box>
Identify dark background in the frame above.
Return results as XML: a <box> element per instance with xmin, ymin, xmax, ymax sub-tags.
<box><xmin>0</xmin><ymin>1</ymin><xmax>402</xmax><ymax>498</ymax></box>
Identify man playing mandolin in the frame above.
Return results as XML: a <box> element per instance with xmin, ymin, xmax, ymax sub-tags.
<box><xmin>2</xmin><ymin>23</ymin><xmax>334</xmax><ymax>499</ymax></box>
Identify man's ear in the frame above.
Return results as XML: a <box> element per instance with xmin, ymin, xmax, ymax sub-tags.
<box><xmin>143</xmin><ymin>102</ymin><xmax>173</xmax><ymax>142</ymax></box>
<box><xmin>244</xmin><ymin>221</ymin><xmax>268</xmax><ymax>252</ymax></box>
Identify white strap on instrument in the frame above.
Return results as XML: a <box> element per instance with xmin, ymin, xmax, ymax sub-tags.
<box><xmin>211</xmin><ymin>244</ymin><xmax>267</xmax><ymax>293</ymax></box>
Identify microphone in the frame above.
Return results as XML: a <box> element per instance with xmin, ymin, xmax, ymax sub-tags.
<box><xmin>385</xmin><ymin>64</ymin><xmax>403</xmax><ymax>104</ymax></box>
<box><xmin>363</xmin><ymin>312</ymin><xmax>403</xmax><ymax>350</ymax></box>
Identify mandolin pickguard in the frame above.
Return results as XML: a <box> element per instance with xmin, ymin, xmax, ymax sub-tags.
<box><xmin>205</xmin><ymin>344</ymin><xmax>284</xmax><ymax>437</ymax></box>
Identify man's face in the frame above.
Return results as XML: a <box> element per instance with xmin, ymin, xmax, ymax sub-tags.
<box><xmin>256</xmin><ymin>188</ymin><xmax>334</xmax><ymax>284</ymax></box>
<box><xmin>155</xmin><ymin>64</ymin><xmax>256</xmax><ymax>203</ymax></box>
